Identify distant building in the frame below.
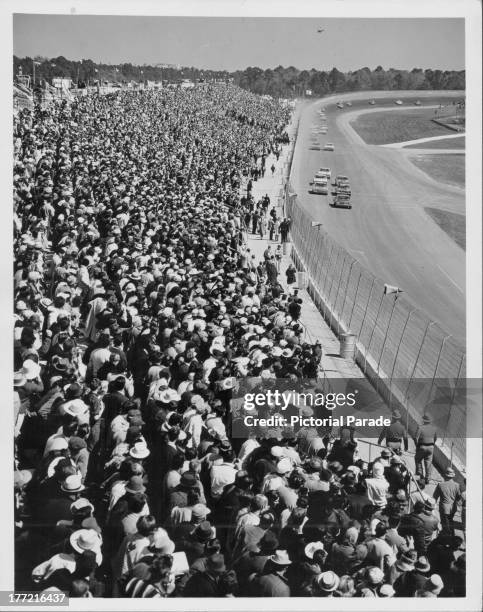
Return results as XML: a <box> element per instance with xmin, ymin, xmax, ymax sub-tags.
<box><xmin>155</xmin><ymin>63</ymin><xmax>181</xmax><ymax>70</ymax></box>
<box><xmin>52</xmin><ymin>77</ymin><xmax>72</xmax><ymax>90</ymax></box>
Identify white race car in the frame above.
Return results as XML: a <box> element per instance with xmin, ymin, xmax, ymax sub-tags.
<box><xmin>323</xmin><ymin>143</ymin><xmax>335</xmax><ymax>152</ymax></box>
<box><xmin>318</xmin><ymin>167</ymin><xmax>331</xmax><ymax>180</ymax></box>
<box><xmin>309</xmin><ymin>176</ymin><xmax>329</xmax><ymax>195</ymax></box>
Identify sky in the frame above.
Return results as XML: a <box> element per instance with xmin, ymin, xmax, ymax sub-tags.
<box><xmin>13</xmin><ymin>15</ymin><xmax>465</xmax><ymax>72</ymax></box>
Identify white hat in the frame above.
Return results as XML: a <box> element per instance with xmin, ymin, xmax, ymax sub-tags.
<box><xmin>14</xmin><ymin>371</ymin><xmax>27</xmax><ymax>387</ymax></box>
<box><xmin>22</xmin><ymin>359</ymin><xmax>41</xmax><ymax>380</ymax></box>
<box><xmin>47</xmin><ymin>456</ymin><xmax>65</xmax><ymax>478</ymax></box>
<box><xmin>304</xmin><ymin>541</ymin><xmax>324</xmax><ymax>559</ymax></box>
<box><xmin>157</xmin><ymin>388</ymin><xmax>181</xmax><ymax>404</ymax></box>
<box><xmin>70</xmin><ymin>529</ymin><xmax>102</xmax><ymax>555</ymax></box>
<box><xmin>129</xmin><ymin>441</ymin><xmax>150</xmax><ymax>460</ymax></box>
<box><xmin>276</xmin><ymin>458</ymin><xmax>292</xmax><ymax>475</ymax></box>
<box><xmin>49</xmin><ymin>437</ymin><xmax>69</xmax><ymax>453</ymax></box>
<box><xmin>270</xmin><ymin>446</ymin><xmax>284</xmax><ymax>458</ymax></box>
<box><xmin>150</xmin><ymin>528</ymin><xmax>175</xmax><ymax>554</ymax></box>
<box><xmin>318</xmin><ymin>571</ymin><xmax>340</xmax><ymax>592</ymax></box>
<box><xmin>367</xmin><ymin>566</ymin><xmax>385</xmax><ymax>585</ymax></box>
<box><xmin>61</xmin><ymin>474</ymin><xmax>85</xmax><ymax>493</ymax></box>
<box><xmin>70</xmin><ymin>498</ymin><xmax>94</xmax><ymax>514</ymax></box>
<box><xmin>269</xmin><ymin>550</ymin><xmax>292</xmax><ymax>566</ymax></box>
<box><xmin>379</xmin><ymin>583</ymin><xmax>395</xmax><ymax>597</ymax></box>
<box><xmin>425</xmin><ymin>574</ymin><xmax>444</xmax><ymax>594</ymax></box>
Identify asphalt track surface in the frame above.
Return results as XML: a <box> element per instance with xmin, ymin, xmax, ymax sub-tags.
<box><xmin>290</xmin><ymin>91</ymin><xmax>465</xmax><ymax>344</ymax></box>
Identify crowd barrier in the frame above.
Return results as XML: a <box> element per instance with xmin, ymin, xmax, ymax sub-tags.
<box><xmin>283</xmin><ymin>130</ymin><xmax>466</xmax><ymax>471</ymax></box>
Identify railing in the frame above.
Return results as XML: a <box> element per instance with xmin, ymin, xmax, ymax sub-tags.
<box><xmin>284</xmin><ymin>180</ymin><xmax>467</xmax><ymax>470</ymax></box>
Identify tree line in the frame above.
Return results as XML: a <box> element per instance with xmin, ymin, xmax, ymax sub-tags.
<box><xmin>233</xmin><ymin>65</ymin><xmax>465</xmax><ymax>97</ymax></box>
<box><xmin>14</xmin><ymin>56</ymin><xmax>465</xmax><ymax>96</ymax></box>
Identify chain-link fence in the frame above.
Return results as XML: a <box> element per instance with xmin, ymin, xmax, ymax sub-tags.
<box><xmin>285</xmin><ymin>181</ymin><xmax>466</xmax><ymax>468</ymax></box>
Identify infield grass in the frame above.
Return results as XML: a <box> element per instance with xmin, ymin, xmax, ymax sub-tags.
<box><xmin>409</xmin><ymin>154</ymin><xmax>465</xmax><ymax>189</ymax></box>
<box><xmin>351</xmin><ymin>109</ymin><xmax>453</xmax><ymax>145</ymax></box>
<box><xmin>425</xmin><ymin>207</ymin><xmax>465</xmax><ymax>250</ymax></box>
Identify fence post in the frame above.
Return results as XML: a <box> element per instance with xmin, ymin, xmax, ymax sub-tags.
<box><xmin>388</xmin><ymin>309</ymin><xmax>418</xmax><ymax>409</ymax></box>
<box><xmin>313</xmin><ymin>228</ymin><xmax>325</xmax><ymax>285</ymax></box>
<box><xmin>321</xmin><ymin>243</ymin><xmax>336</xmax><ymax>297</ymax></box>
<box><xmin>376</xmin><ymin>294</ymin><xmax>399</xmax><ymax>383</ymax></box>
<box><xmin>347</xmin><ymin>270</ymin><xmax>362</xmax><ymax>332</ymax></box>
<box><xmin>326</xmin><ymin>248</ymin><xmax>341</xmax><ymax>307</ymax></box>
<box><xmin>339</xmin><ymin>260</ymin><xmax>356</xmax><ymax>331</ymax></box>
<box><xmin>359</xmin><ymin>278</ymin><xmax>376</xmax><ymax>346</ymax></box>
<box><xmin>425</xmin><ymin>333</ymin><xmax>452</xmax><ymax>416</ymax></box>
<box><xmin>308</xmin><ymin>227</ymin><xmax>319</xmax><ymax>277</ymax></box>
<box><xmin>403</xmin><ymin>321</ymin><xmax>436</xmax><ymax>436</ymax></box>
<box><xmin>331</xmin><ymin>253</ymin><xmax>347</xmax><ymax>337</ymax></box>
<box><xmin>442</xmin><ymin>352</ymin><xmax>465</xmax><ymax>446</ymax></box>
<box><xmin>363</xmin><ymin>289</ymin><xmax>385</xmax><ymax>375</ymax></box>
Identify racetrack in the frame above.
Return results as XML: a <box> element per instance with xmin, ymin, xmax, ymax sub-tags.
<box><xmin>290</xmin><ymin>91</ymin><xmax>466</xmax><ymax>344</ymax></box>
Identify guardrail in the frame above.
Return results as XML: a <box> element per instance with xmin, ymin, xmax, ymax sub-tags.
<box><xmin>284</xmin><ymin>182</ymin><xmax>467</xmax><ymax>470</ymax></box>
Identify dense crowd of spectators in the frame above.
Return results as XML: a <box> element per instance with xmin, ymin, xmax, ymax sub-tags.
<box><xmin>13</xmin><ymin>84</ymin><xmax>465</xmax><ymax>598</ymax></box>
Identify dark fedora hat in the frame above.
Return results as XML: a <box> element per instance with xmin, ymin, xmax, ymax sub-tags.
<box><xmin>194</xmin><ymin>521</ymin><xmax>215</xmax><ymax>542</ymax></box>
<box><xmin>258</xmin><ymin>531</ymin><xmax>279</xmax><ymax>554</ymax></box>
<box><xmin>180</xmin><ymin>472</ymin><xmax>197</xmax><ymax>488</ymax></box>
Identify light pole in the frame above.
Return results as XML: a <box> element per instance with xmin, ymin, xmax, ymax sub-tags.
<box><xmin>32</xmin><ymin>60</ymin><xmax>41</xmax><ymax>89</ymax></box>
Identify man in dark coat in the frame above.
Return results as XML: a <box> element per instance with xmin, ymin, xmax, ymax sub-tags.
<box><xmin>377</xmin><ymin>410</ymin><xmax>408</xmax><ymax>453</ymax></box>
<box><xmin>213</xmin><ymin>471</ymin><xmax>253</xmax><ymax>548</ymax></box>
<box><xmin>183</xmin><ymin>553</ymin><xmax>226</xmax><ymax>597</ymax></box>
<box><xmin>250</xmin><ymin>550</ymin><xmax>291</xmax><ymax>597</ymax></box>
<box><xmin>232</xmin><ymin>531</ymin><xmax>279</xmax><ymax>590</ymax></box>
<box><xmin>398</xmin><ymin>502</ymin><xmax>427</xmax><ymax>555</ymax></box>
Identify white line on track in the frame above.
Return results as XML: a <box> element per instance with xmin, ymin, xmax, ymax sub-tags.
<box><xmin>436</xmin><ymin>264</ymin><xmax>464</xmax><ymax>294</ymax></box>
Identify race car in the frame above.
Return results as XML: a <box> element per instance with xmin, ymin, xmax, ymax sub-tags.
<box><xmin>330</xmin><ymin>193</ymin><xmax>352</xmax><ymax>209</ymax></box>
<box><xmin>395</xmin><ymin>99</ymin><xmax>403</xmax><ymax>105</ymax></box>
<box><xmin>318</xmin><ymin>167</ymin><xmax>331</xmax><ymax>180</ymax></box>
<box><xmin>337</xmin><ymin>102</ymin><xmax>344</xmax><ymax>109</ymax></box>
<box><xmin>333</xmin><ymin>174</ymin><xmax>349</xmax><ymax>187</ymax></box>
<box><xmin>414</xmin><ymin>100</ymin><xmax>422</xmax><ymax>106</ymax></box>
<box><xmin>335</xmin><ymin>184</ymin><xmax>351</xmax><ymax>197</ymax></box>
<box><xmin>323</xmin><ymin>143</ymin><xmax>335</xmax><ymax>152</ymax></box>
<box><xmin>369</xmin><ymin>100</ymin><xmax>376</xmax><ymax>105</ymax></box>
<box><xmin>346</xmin><ymin>101</ymin><xmax>352</xmax><ymax>107</ymax></box>
<box><xmin>309</xmin><ymin>175</ymin><xmax>329</xmax><ymax>195</ymax></box>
